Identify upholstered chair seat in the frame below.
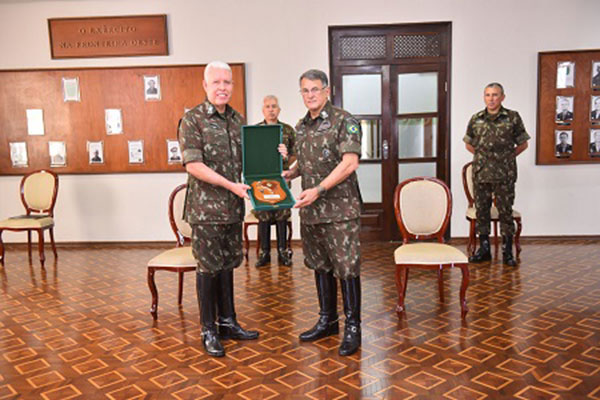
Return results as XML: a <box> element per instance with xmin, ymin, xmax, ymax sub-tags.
<box><xmin>394</xmin><ymin>243</ymin><xmax>468</xmax><ymax>265</ymax></box>
<box><xmin>147</xmin><ymin>247</ymin><xmax>195</xmax><ymax>268</ymax></box>
<box><xmin>0</xmin><ymin>216</ymin><xmax>54</xmax><ymax>229</ymax></box>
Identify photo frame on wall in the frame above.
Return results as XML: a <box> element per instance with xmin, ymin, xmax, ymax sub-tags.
<box><xmin>62</xmin><ymin>77</ymin><xmax>81</xmax><ymax>102</ymax></box>
<box><xmin>592</xmin><ymin>61</ymin><xmax>600</xmax><ymax>88</ymax></box>
<box><xmin>166</xmin><ymin>139</ymin><xmax>182</xmax><ymax>164</ymax></box>
<box><xmin>556</xmin><ymin>61</ymin><xmax>575</xmax><ymax>89</ymax></box>
<box><xmin>144</xmin><ymin>75</ymin><xmax>161</xmax><ymax>101</ymax></box>
<box><xmin>590</xmin><ymin>129</ymin><xmax>600</xmax><ymax>156</ymax></box>
<box><xmin>105</xmin><ymin>109</ymin><xmax>123</xmax><ymax>135</ymax></box>
<box><xmin>128</xmin><ymin>140</ymin><xmax>144</xmax><ymax>164</ymax></box>
<box><xmin>48</xmin><ymin>141</ymin><xmax>67</xmax><ymax>167</ymax></box>
<box><xmin>555</xmin><ymin>130</ymin><xmax>573</xmax><ymax>157</ymax></box>
<box><xmin>9</xmin><ymin>142</ymin><xmax>28</xmax><ymax>167</ymax></box>
<box><xmin>591</xmin><ymin>96</ymin><xmax>600</xmax><ymax>121</ymax></box>
<box><xmin>555</xmin><ymin>96</ymin><xmax>574</xmax><ymax>123</ymax></box>
<box><xmin>88</xmin><ymin>141</ymin><xmax>104</xmax><ymax>164</ymax></box>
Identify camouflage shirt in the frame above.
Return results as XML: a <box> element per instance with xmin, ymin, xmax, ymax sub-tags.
<box><xmin>257</xmin><ymin>120</ymin><xmax>296</xmax><ymax>170</ymax></box>
<box><xmin>295</xmin><ymin>101</ymin><xmax>362</xmax><ymax>225</ymax></box>
<box><xmin>178</xmin><ymin>100</ymin><xmax>245</xmax><ymax>224</ymax></box>
<box><xmin>463</xmin><ymin>107</ymin><xmax>530</xmax><ymax>183</ymax></box>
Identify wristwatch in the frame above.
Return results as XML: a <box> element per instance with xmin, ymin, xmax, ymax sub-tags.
<box><xmin>316</xmin><ymin>184</ymin><xmax>327</xmax><ymax>197</ymax></box>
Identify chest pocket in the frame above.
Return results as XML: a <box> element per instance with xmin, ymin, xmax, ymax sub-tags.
<box><xmin>203</xmin><ymin>125</ymin><xmax>231</xmax><ymax>163</ymax></box>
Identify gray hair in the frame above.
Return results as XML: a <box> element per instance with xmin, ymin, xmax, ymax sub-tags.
<box><xmin>263</xmin><ymin>95</ymin><xmax>279</xmax><ymax>105</ymax></box>
<box><xmin>204</xmin><ymin>61</ymin><xmax>232</xmax><ymax>81</ymax></box>
<box><xmin>299</xmin><ymin>69</ymin><xmax>329</xmax><ymax>87</ymax></box>
<box><xmin>485</xmin><ymin>82</ymin><xmax>504</xmax><ymax>95</ymax></box>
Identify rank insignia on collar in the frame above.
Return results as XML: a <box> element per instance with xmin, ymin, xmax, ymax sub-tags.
<box><xmin>320</xmin><ymin>110</ymin><xmax>328</xmax><ymax>119</ymax></box>
<box><xmin>207</xmin><ymin>104</ymin><xmax>214</xmax><ymax>114</ymax></box>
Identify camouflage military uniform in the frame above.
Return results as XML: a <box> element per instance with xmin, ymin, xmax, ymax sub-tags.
<box><xmin>179</xmin><ymin>100</ymin><xmax>245</xmax><ymax>274</ymax></box>
<box><xmin>252</xmin><ymin>120</ymin><xmax>296</xmax><ymax>223</ymax></box>
<box><xmin>295</xmin><ymin>101</ymin><xmax>362</xmax><ymax>279</ymax></box>
<box><xmin>463</xmin><ymin>107</ymin><xmax>530</xmax><ymax>236</ymax></box>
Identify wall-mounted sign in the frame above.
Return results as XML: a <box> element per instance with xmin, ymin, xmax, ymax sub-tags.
<box><xmin>48</xmin><ymin>15</ymin><xmax>168</xmax><ymax>59</ymax></box>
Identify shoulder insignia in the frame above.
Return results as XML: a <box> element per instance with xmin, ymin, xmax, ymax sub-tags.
<box><xmin>347</xmin><ymin>123</ymin><xmax>359</xmax><ymax>135</ymax></box>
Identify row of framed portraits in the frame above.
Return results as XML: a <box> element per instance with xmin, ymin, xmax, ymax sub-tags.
<box><xmin>62</xmin><ymin>75</ymin><xmax>163</xmax><ymax>103</ymax></box>
<box><xmin>8</xmin><ymin>139</ymin><xmax>182</xmax><ymax>168</ymax></box>
<box><xmin>555</xmin><ymin>95</ymin><xmax>600</xmax><ymax>123</ymax></box>
<box><xmin>556</xmin><ymin>60</ymin><xmax>600</xmax><ymax>88</ymax></box>
<box><xmin>554</xmin><ymin>129</ymin><xmax>600</xmax><ymax>157</ymax></box>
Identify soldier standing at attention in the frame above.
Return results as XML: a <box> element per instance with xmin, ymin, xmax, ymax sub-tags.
<box><xmin>464</xmin><ymin>82</ymin><xmax>530</xmax><ymax>266</ymax></box>
<box><xmin>178</xmin><ymin>61</ymin><xmax>259</xmax><ymax>357</ymax></box>
<box><xmin>283</xmin><ymin>69</ymin><xmax>362</xmax><ymax>356</ymax></box>
<box><xmin>255</xmin><ymin>95</ymin><xmax>296</xmax><ymax>268</ymax></box>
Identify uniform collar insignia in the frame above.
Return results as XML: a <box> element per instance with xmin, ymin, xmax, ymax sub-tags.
<box><xmin>320</xmin><ymin>109</ymin><xmax>328</xmax><ymax>119</ymax></box>
<box><xmin>206</xmin><ymin>103</ymin><xmax>214</xmax><ymax>115</ymax></box>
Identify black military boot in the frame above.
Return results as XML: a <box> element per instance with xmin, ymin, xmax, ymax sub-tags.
<box><xmin>502</xmin><ymin>235</ymin><xmax>517</xmax><ymax>267</ymax></box>
<box><xmin>299</xmin><ymin>271</ymin><xmax>339</xmax><ymax>341</ymax></box>
<box><xmin>196</xmin><ymin>272</ymin><xmax>224</xmax><ymax>357</ymax></box>
<box><xmin>276</xmin><ymin>221</ymin><xmax>292</xmax><ymax>266</ymax></box>
<box><xmin>339</xmin><ymin>276</ymin><xmax>361</xmax><ymax>356</ymax></box>
<box><xmin>216</xmin><ymin>269</ymin><xmax>259</xmax><ymax>340</ymax></box>
<box><xmin>469</xmin><ymin>234</ymin><xmax>492</xmax><ymax>263</ymax></box>
<box><xmin>255</xmin><ymin>222</ymin><xmax>271</xmax><ymax>267</ymax></box>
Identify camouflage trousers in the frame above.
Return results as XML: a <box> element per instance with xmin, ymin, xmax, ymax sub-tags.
<box><xmin>191</xmin><ymin>223</ymin><xmax>243</xmax><ymax>274</ymax></box>
<box><xmin>251</xmin><ymin>208</ymin><xmax>291</xmax><ymax>223</ymax></box>
<box><xmin>473</xmin><ymin>180</ymin><xmax>515</xmax><ymax>236</ymax></box>
<box><xmin>301</xmin><ymin>219</ymin><xmax>361</xmax><ymax>280</ymax></box>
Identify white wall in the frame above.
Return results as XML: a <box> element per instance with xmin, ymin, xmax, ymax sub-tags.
<box><xmin>1</xmin><ymin>0</ymin><xmax>599</xmax><ymax>242</ymax></box>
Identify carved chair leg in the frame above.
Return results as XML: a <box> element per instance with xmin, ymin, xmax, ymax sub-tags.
<box><xmin>467</xmin><ymin>219</ymin><xmax>476</xmax><ymax>256</ymax></box>
<box><xmin>37</xmin><ymin>229</ymin><xmax>45</xmax><ymax>267</ymax></box>
<box><xmin>395</xmin><ymin>265</ymin><xmax>408</xmax><ymax>315</ymax></box>
<box><xmin>459</xmin><ymin>264</ymin><xmax>470</xmax><ymax>319</ymax></box>
<box><xmin>437</xmin><ymin>267</ymin><xmax>445</xmax><ymax>303</ymax></box>
<box><xmin>49</xmin><ymin>228</ymin><xmax>58</xmax><ymax>258</ymax></box>
<box><xmin>515</xmin><ymin>217</ymin><xmax>522</xmax><ymax>258</ymax></box>
<box><xmin>0</xmin><ymin>229</ymin><xmax>4</xmax><ymax>264</ymax></box>
<box><xmin>243</xmin><ymin>223</ymin><xmax>250</xmax><ymax>260</ymax></box>
<box><xmin>148</xmin><ymin>267</ymin><xmax>158</xmax><ymax>320</ymax></box>
<box><xmin>27</xmin><ymin>230</ymin><xmax>32</xmax><ymax>259</ymax></box>
<box><xmin>177</xmin><ymin>271</ymin><xmax>184</xmax><ymax>306</ymax></box>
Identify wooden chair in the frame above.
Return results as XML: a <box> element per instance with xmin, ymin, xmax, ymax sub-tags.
<box><xmin>147</xmin><ymin>184</ymin><xmax>196</xmax><ymax>320</ymax></box>
<box><xmin>0</xmin><ymin>170</ymin><xmax>59</xmax><ymax>267</ymax></box>
<box><xmin>462</xmin><ymin>162</ymin><xmax>522</xmax><ymax>258</ymax></box>
<box><xmin>243</xmin><ymin>212</ymin><xmax>292</xmax><ymax>260</ymax></box>
<box><xmin>393</xmin><ymin>177</ymin><xmax>469</xmax><ymax>318</ymax></box>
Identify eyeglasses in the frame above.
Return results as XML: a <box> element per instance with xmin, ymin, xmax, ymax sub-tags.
<box><xmin>300</xmin><ymin>87</ymin><xmax>327</xmax><ymax>96</ymax></box>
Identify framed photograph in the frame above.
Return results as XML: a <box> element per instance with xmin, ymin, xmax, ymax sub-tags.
<box><xmin>592</xmin><ymin>61</ymin><xmax>600</xmax><ymax>88</ymax></box>
<box><xmin>9</xmin><ymin>142</ymin><xmax>28</xmax><ymax>167</ymax></box>
<box><xmin>48</xmin><ymin>141</ymin><xmax>67</xmax><ymax>167</ymax></box>
<box><xmin>128</xmin><ymin>140</ymin><xmax>144</xmax><ymax>164</ymax></box>
<box><xmin>62</xmin><ymin>77</ymin><xmax>80</xmax><ymax>102</ymax></box>
<box><xmin>591</xmin><ymin>96</ymin><xmax>600</xmax><ymax>121</ymax></box>
<box><xmin>26</xmin><ymin>109</ymin><xmax>45</xmax><ymax>136</ymax></box>
<box><xmin>591</xmin><ymin>129</ymin><xmax>600</xmax><ymax>156</ymax></box>
<box><xmin>555</xmin><ymin>96</ymin><xmax>574</xmax><ymax>123</ymax></box>
<box><xmin>166</xmin><ymin>139</ymin><xmax>182</xmax><ymax>164</ymax></box>
<box><xmin>144</xmin><ymin>75</ymin><xmax>161</xmax><ymax>101</ymax></box>
<box><xmin>88</xmin><ymin>141</ymin><xmax>104</xmax><ymax>164</ymax></box>
<box><xmin>556</xmin><ymin>61</ymin><xmax>575</xmax><ymax>89</ymax></box>
<box><xmin>555</xmin><ymin>130</ymin><xmax>573</xmax><ymax>156</ymax></box>
<box><xmin>105</xmin><ymin>108</ymin><xmax>123</xmax><ymax>135</ymax></box>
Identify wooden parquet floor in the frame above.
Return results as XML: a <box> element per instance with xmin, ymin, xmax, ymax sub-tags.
<box><xmin>0</xmin><ymin>240</ymin><xmax>599</xmax><ymax>399</ymax></box>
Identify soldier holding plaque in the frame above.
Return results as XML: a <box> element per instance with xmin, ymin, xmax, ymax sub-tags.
<box><xmin>254</xmin><ymin>95</ymin><xmax>296</xmax><ymax>267</ymax></box>
<box><xmin>178</xmin><ymin>61</ymin><xmax>260</xmax><ymax>357</ymax></box>
<box><xmin>283</xmin><ymin>69</ymin><xmax>363</xmax><ymax>356</ymax></box>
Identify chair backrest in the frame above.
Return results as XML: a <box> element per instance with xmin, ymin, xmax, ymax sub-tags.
<box><xmin>393</xmin><ymin>177</ymin><xmax>451</xmax><ymax>243</ymax></box>
<box><xmin>168</xmin><ymin>184</ymin><xmax>192</xmax><ymax>246</ymax></box>
<box><xmin>20</xmin><ymin>170</ymin><xmax>59</xmax><ymax>215</ymax></box>
<box><xmin>462</xmin><ymin>162</ymin><xmax>474</xmax><ymax>207</ymax></box>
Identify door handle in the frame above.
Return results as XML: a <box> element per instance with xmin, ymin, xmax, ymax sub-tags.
<box><xmin>382</xmin><ymin>139</ymin><xmax>389</xmax><ymax>160</ymax></box>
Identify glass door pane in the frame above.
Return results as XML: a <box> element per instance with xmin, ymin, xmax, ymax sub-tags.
<box><xmin>397</xmin><ymin>72</ymin><xmax>438</xmax><ymax>114</ymax></box>
<box><xmin>356</xmin><ymin>164</ymin><xmax>382</xmax><ymax>203</ymax></box>
<box><xmin>342</xmin><ymin>74</ymin><xmax>382</xmax><ymax>115</ymax></box>
<box><xmin>397</xmin><ymin>117</ymin><xmax>437</xmax><ymax>158</ymax></box>
<box><xmin>360</xmin><ymin>119</ymin><xmax>381</xmax><ymax>160</ymax></box>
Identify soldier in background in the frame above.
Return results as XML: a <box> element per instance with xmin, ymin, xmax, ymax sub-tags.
<box><xmin>283</xmin><ymin>69</ymin><xmax>362</xmax><ymax>356</ymax></box>
<box><xmin>464</xmin><ymin>82</ymin><xmax>530</xmax><ymax>266</ymax></box>
<box><xmin>178</xmin><ymin>61</ymin><xmax>259</xmax><ymax>357</ymax></box>
<box><xmin>254</xmin><ymin>95</ymin><xmax>296</xmax><ymax>268</ymax></box>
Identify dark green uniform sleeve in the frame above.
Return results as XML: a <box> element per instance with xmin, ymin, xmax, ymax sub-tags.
<box><xmin>339</xmin><ymin>116</ymin><xmax>362</xmax><ymax>156</ymax></box>
<box><xmin>463</xmin><ymin>116</ymin><xmax>475</xmax><ymax>145</ymax></box>
<box><xmin>178</xmin><ymin>113</ymin><xmax>204</xmax><ymax>166</ymax></box>
<box><xmin>512</xmin><ymin>112</ymin><xmax>531</xmax><ymax>145</ymax></box>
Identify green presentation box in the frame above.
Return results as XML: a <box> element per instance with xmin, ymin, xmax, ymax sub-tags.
<box><xmin>242</xmin><ymin>125</ymin><xmax>295</xmax><ymax>212</ymax></box>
